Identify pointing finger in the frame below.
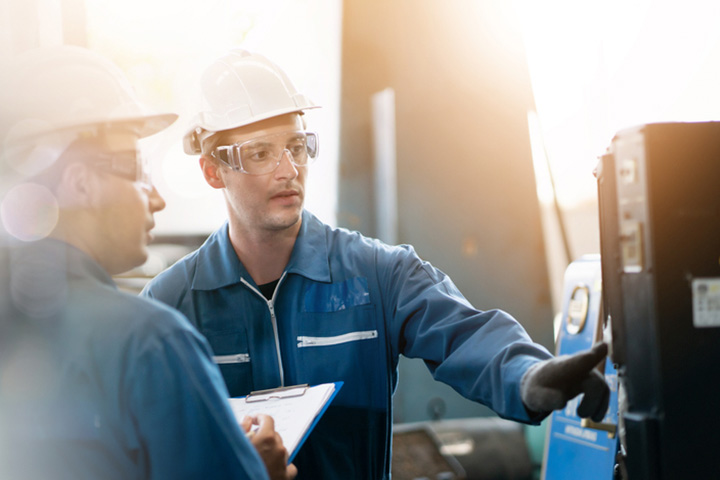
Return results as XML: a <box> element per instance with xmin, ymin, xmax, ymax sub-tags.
<box><xmin>558</xmin><ymin>342</ymin><xmax>608</xmax><ymax>380</ymax></box>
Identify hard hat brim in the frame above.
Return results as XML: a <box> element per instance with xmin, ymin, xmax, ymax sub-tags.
<box><xmin>4</xmin><ymin>113</ymin><xmax>179</xmax><ymax>158</ymax></box>
<box><xmin>23</xmin><ymin>112</ymin><xmax>179</xmax><ymax>141</ymax></box>
<box><xmin>183</xmin><ymin>105</ymin><xmax>319</xmax><ymax>155</ymax></box>
<box><xmin>111</xmin><ymin>112</ymin><xmax>179</xmax><ymax>138</ymax></box>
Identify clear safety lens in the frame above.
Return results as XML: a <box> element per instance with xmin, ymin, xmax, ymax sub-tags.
<box><xmin>137</xmin><ymin>154</ymin><xmax>152</xmax><ymax>191</ymax></box>
<box><xmin>94</xmin><ymin>150</ymin><xmax>152</xmax><ymax>190</ymax></box>
<box><xmin>213</xmin><ymin>130</ymin><xmax>319</xmax><ymax>175</ymax></box>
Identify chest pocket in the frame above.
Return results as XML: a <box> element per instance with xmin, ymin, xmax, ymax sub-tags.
<box><xmin>297</xmin><ymin>277</ymin><xmax>384</xmax><ymax>409</ymax></box>
<box><xmin>303</xmin><ymin>277</ymin><xmax>371</xmax><ymax>313</ymax></box>
<box><xmin>205</xmin><ymin>330</ymin><xmax>254</xmax><ymax>397</ymax></box>
<box><xmin>300</xmin><ymin>277</ymin><xmax>376</xmax><ymax>342</ymax></box>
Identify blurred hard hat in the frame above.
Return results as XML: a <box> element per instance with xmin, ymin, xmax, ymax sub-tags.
<box><xmin>183</xmin><ymin>49</ymin><xmax>319</xmax><ymax>155</ymax></box>
<box><xmin>0</xmin><ymin>45</ymin><xmax>177</xmax><ymax>177</ymax></box>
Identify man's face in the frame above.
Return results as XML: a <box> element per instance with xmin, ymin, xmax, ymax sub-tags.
<box><xmin>88</xmin><ymin>131</ymin><xmax>165</xmax><ymax>274</ymax></box>
<box><xmin>204</xmin><ymin>113</ymin><xmax>308</xmax><ymax>235</ymax></box>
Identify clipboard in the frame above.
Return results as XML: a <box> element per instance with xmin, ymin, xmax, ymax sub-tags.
<box><xmin>229</xmin><ymin>382</ymin><xmax>343</xmax><ymax>463</ymax></box>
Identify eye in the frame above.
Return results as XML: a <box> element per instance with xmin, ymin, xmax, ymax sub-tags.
<box><xmin>287</xmin><ymin>142</ymin><xmax>306</xmax><ymax>155</ymax></box>
<box><xmin>246</xmin><ymin>149</ymin><xmax>273</xmax><ymax>162</ymax></box>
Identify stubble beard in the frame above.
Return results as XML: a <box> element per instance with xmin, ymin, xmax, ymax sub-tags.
<box><xmin>264</xmin><ymin>206</ymin><xmax>302</xmax><ymax>232</ymax></box>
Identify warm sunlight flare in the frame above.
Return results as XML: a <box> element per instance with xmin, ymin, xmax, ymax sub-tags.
<box><xmin>515</xmin><ymin>0</ymin><xmax>720</xmax><ymax>207</ymax></box>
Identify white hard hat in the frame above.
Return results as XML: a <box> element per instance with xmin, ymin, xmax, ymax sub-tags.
<box><xmin>0</xmin><ymin>45</ymin><xmax>177</xmax><ymax>177</ymax></box>
<box><xmin>183</xmin><ymin>49</ymin><xmax>319</xmax><ymax>155</ymax></box>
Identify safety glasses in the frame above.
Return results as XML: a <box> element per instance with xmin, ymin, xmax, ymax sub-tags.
<box><xmin>211</xmin><ymin>130</ymin><xmax>319</xmax><ymax>175</ymax></box>
<box><xmin>93</xmin><ymin>150</ymin><xmax>152</xmax><ymax>191</ymax></box>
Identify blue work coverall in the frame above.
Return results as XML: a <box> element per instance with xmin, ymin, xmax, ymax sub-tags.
<box><xmin>142</xmin><ymin>210</ymin><xmax>553</xmax><ymax>480</ymax></box>
<box><xmin>0</xmin><ymin>239</ymin><xmax>268</xmax><ymax>480</ymax></box>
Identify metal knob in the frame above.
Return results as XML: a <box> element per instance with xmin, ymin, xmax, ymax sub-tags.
<box><xmin>581</xmin><ymin>418</ymin><xmax>617</xmax><ymax>439</ymax></box>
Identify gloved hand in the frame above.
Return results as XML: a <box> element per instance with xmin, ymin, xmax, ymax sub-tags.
<box><xmin>520</xmin><ymin>342</ymin><xmax>610</xmax><ymax>422</ymax></box>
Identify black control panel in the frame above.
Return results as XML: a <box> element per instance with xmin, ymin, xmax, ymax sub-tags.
<box><xmin>597</xmin><ymin>122</ymin><xmax>720</xmax><ymax>479</ymax></box>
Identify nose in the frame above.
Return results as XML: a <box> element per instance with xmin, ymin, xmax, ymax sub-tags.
<box><xmin>148</xmin><ymin>185</ymin><xmax>166</xmax><ymax>213</ymax></box>
<box><xmin>274</xmin><ymin>149</ymin><xmax>299</xmax><ymax>180</ymax></box>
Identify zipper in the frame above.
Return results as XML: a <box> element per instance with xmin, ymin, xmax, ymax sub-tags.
<box><xmin>297</xmin><ymin>330</ymin><xmax>378</xmax><ymax>348</ymax></box>
<box><xmin>241</xmin><ymin>272</ymin><xmax>287</xmax><ymax>387</ymax></box>
<box><xmin>213</xmin><ymin>353</ymin><xmax>250</xmax><ymax>364</ymax></box>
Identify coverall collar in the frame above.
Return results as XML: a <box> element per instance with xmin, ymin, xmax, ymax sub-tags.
<box><xmin>192</xmin><ymin>209</ymin><xmax>331</xmax><ymax>291</ymax></box>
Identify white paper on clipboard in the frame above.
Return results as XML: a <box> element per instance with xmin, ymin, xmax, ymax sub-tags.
<box><xmin>228</xmin><ymin>382</ymin><xmax>340</xmax><ymax>461</ymax></box>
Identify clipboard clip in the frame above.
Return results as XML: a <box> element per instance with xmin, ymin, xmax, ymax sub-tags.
<box><xmin>245</xmin><ymin>384</ymin><xmax>309</xmax><ymax>403</ymax></box>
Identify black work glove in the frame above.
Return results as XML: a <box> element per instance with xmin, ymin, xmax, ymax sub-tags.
<box><xmin>520</xmin><ymin>342</ymin><xmax>610</xmax><ymax>422</ymax></box>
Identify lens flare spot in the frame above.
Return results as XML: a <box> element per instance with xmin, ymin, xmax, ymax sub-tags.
<box><xmin>1</xmin><ymin>183</ymin><xmax>59</xmax><ymax>241</ymax></box>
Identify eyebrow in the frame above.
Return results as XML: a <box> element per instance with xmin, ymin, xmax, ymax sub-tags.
<box><xmin>242</xmin><ymin>136</ymin><xmax>305</xmax><ymax>148</ymax></box>
<box><xmin>244</xmin><ymin>141</ymin><xmax>274</xmax><ymax>149</ymax></box>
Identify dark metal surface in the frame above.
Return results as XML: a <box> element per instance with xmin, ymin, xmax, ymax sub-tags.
<box><xmin>598</xmin><ymin>122</ymin><xmax>720</xmax><ymax>479</ymax></box>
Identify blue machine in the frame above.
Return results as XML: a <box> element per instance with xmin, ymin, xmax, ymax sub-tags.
<box><xmin>542</xmin><ymin>255</ymin><xmax>619</xmax><ymax>479</ymax></box>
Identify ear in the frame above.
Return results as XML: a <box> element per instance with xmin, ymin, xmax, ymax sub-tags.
<box><xmin>55</xmin><ymin>162</ymin><xmax>97</xmax><ymax>207</ymax></box>
<box><xmin>200</xmin><ymin>156</ymin><xmax>227</xmax><ymax>189</ymax></box>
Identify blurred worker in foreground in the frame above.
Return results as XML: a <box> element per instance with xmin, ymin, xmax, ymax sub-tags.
<box><xmin>0</xmin><ymin>46</ymin><xmax>295</xmax><ymax>480</ymax></box>
<box><xmin>142</xmin><ymin>49</ymin><xmax>610</xmax><ymax>479</ymax></box>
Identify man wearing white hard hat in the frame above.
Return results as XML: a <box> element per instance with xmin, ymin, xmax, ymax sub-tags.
<box><xmin>0</xmin><ymin>46</ymin><xmax>292</xmax><ymax>480</ymax></box>
<box><xmin>143</xmin><ymin>49</ymin><xmax>610</xmax><ymax>479</ymax></box>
